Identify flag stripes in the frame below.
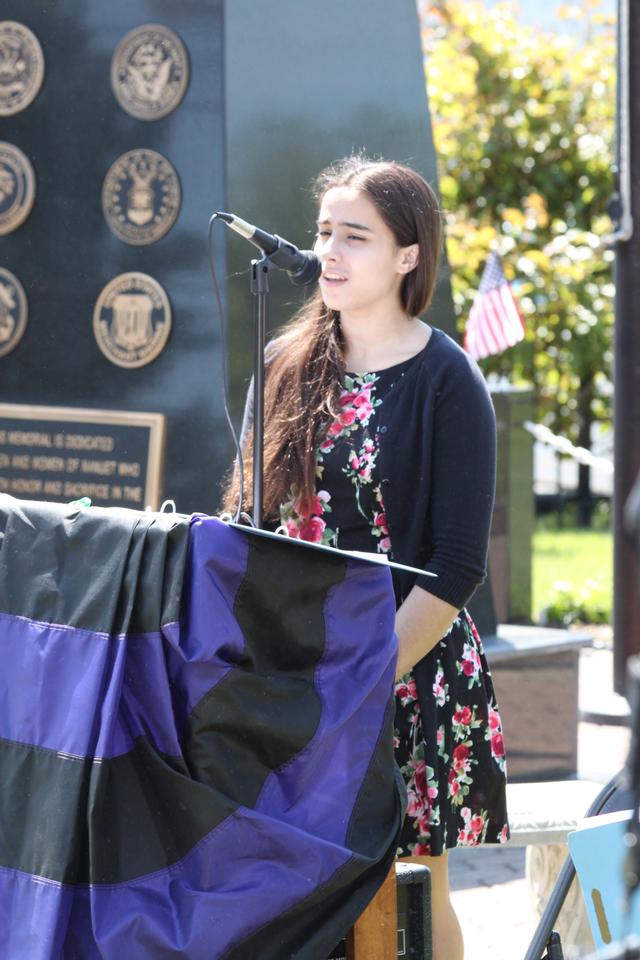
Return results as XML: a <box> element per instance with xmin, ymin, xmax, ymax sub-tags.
<box><xmin>464</xmin><ymin>252</ymin><xmax>525</xmax><ymax>360</ymax></box>
<box><xmin>0</xmin><ymin>496</ymin><xmax>403</xmax><ymax>959</ymax></box>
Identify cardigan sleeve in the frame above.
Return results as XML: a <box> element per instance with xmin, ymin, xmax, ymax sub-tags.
<box><xmin>414</xmin><ymin>353</ymin><xmax>496</xmax><ymax>609</ymax></box>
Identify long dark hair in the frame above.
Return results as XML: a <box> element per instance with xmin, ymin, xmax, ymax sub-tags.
<box><xmin>221</xmin><ymin>156</ymin><xmax>443</xmax><ymax>520</ymax></box>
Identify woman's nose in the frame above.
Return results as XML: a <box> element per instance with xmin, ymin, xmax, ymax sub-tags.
<box><xmin>317</xmin><ymin>236</ymin><xmax>340</xmax><ymax>261</ymax></box>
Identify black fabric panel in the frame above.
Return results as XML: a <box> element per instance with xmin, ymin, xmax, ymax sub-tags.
<box><xmin>184</xmin><ymin>534</ymin><xmax>347</xmax><ymax>805</ymax></box>
<box><xmin>0</xmin><ymin>496</ymin><xmax>189</xmax><ymax>632</ymax></box>
<box><xmin>0</xmin><ymin>735</ymin><xmax>235</xmax><ymax>884</ymax></box>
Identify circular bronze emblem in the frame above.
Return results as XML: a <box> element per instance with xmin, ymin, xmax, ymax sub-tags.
<box><xmin>0</xmin><ymin>21</ymin><xmax>45</xmax><ymax>116</ymax></box>
<box><xmin>0</xmin><ymin>142</ymin><xmax>35</xmax><ymax>235</ymax></box>
<box><xmin>93</xmin><ymin>272</ymin><xmax>172</xmax><ymax>368</ymax></box>
<box><xmin>0</xmin><ymin>267</ymin><xmax>28</xmax><ymax>358</ymax></box>
<box><xmin>111</xmin><ymin>24</ymin><xmax>189</xmax><ymax>121</ymax></box>
<box><xmin>102</xmin><ymin>149</ymin><xmax>181</xmax><ymax>245</ymax></box>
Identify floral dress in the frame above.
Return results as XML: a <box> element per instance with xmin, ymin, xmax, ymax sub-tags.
<box><xmin>279</xmin><ymin>356</ymin><xmax>509</xmax><ymax>856</ymax></box>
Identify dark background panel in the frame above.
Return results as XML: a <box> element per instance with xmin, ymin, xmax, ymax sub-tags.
<box><xmin>0</xmin><ymin>1</ymin><xmax>226</xmax><ymax>513</ymax></box>
<box><xmin>224</xmin><ymin>0</ymin><xmax>457</xmax><ymax>424</ymax></box>
<box><xmin>0</xmin><ymin>0</ymin><xmax>455</xmax><ymax>514</ymax></box>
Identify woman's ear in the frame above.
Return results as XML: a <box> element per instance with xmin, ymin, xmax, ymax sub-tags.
<box><xmin>398</xmin><ymin>243</ymin><xmax>419</xmax><ymax>274</ymax></box>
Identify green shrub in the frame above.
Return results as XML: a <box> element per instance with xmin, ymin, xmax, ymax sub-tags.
<box><xmin>540</xmin><ymin>578</ymin><xmax>610</xmax><ymax>627</ymax></box>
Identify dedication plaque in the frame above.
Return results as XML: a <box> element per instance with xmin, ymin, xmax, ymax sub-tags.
<box><xmin>0</xmin><ymin>267</ymin><xmax>28</xmax><ymax>358</ymax></box>
<box><xmin>0</xmin><ymin>21</ymin><xmax>45</xmax><ymax>116</ymax></box>
<box><xmin>102</xmin><ymin>148</ymin><xmax>182</xmax><ymax>245</ymax></box>
<box><xmin>0</xmin><ymin>404</ymin><xmax>165</xmax><ymax>510</ymax></box>
<box><xmin>0</xmin><ymin>141</ymin><xmax>35</xmax><ymax>235</ymax></box>
<box><xmin>93</xmin><ymin>272</ymin><xmax>172</xmax><ymax>368</ymax></box>
<box><xmin>111</xmin><ymin>24</ymin><xmax>189</xmax><ymax>120</ymax></box>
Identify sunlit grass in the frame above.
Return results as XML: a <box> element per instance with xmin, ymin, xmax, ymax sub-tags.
<box><xmin>532</xmin><ymin>524</ymin><xmax>613</xmax><ymax>623</ymax></box>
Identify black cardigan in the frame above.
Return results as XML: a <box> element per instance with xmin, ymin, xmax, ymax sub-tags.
<box><xmin>373</xmin><ymin>327</ymin><xmax>496</xmax><ymax>610</ymax></box>
<box><xmin>239</xmin><ymin>326</ymin><xmax>496</xmax><ymax>612</ymax></box>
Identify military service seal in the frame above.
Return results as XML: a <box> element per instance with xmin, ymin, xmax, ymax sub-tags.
<box><xmin>0</xmin><ymin>21</ymin><xmax>45</xmax><ymax>116</ymax></box>
<box><xmin>111</xmin><ymin>24</ymin><xmax>189</xmax><ymax>121</ymax></box>
<box><xmin>102</xmin><ymin>149</ymin><xmax>181</xmax><ymax>245</ymax></box>
<box><xmin>0</xmin><ymin>142</ymin><xmax>35</xmax><ymax>236</ymax></box>
<box><xmin>93</xmin><ymin>272</ymin><xmax>171</xmax><ymax>369</ymax></box>
<box><xmin>0</xmin><ymin>268</ymin><xmax>28</xmax><ymax>358</ymax></box>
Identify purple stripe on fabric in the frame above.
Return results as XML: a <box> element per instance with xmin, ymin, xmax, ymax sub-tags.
<box><xmin>0</xmin><ymin>807</ymin><xmax>352</xmax><ymax>959</ymax></box>
<box><xmin>162</xmin><ymin>517</ymin><xmax>250</xmax><ymax>733</ymax></box>
<box><xmin>255</xmin><ymin>559</ymin><xmax>397</xmax><ymax>845</ymax></box>
<box><xmin>0</xmin><ymin>613</ymin><xmax>181</xmax><ymax>759</ymax></box>
<box><xmin>0</xmin><ymin>518</ymin><xmax>250</xmax><ymax>759</ymax></box>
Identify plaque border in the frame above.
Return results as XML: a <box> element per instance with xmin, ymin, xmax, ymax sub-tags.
<box><xmin>0</xmin><ymin>402</ymin><xmax>166</xmax><ymax>510</ymax></box>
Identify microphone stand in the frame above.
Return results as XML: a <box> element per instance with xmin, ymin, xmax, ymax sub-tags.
<box><xmin>250</xmin><ymin>254</ymin><xmax>272</xmax><ymax>529</ymax></box>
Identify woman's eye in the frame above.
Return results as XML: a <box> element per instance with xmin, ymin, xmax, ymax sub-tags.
<box><xmin>348</xmin><ymin>235</ymin><xmax>366</xmax><ymax>242</ymax></box>
<box><xmin>316</xmin><ymin>230</ymin><xmax>331</xmax><ymax>238</ymax></box>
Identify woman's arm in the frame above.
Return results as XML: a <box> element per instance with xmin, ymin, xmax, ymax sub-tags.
<box><xmin>394</xmin><ymin>349</ymin><xmax>496</xmax><ymax>677</ymax></box>
<box><xmin>394</xmin><ymin>586</ymin><xmax>459</xmax><ymax>679</ymax></box>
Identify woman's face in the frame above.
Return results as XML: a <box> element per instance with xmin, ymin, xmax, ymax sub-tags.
<box><xmin>314</xmin><ymin>186</ymin><xmax>418</xmax><ymax>320</ymax></box>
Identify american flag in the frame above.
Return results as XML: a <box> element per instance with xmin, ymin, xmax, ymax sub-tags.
<box><xmin>464</xmin><ymin>251</ymin><xmax>525</xmax><ymax>360</ymax></box>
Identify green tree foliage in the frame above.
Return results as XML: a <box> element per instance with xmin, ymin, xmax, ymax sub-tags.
<box><xmin>419</xmin><ymin>0</ymin><xmax>616</xmax><ymax>521</ymax></box>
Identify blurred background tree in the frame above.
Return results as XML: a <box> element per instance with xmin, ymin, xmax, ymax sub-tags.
<box><xmin>418</xmin><ymin>0</ymin><xmax>616</xmax><ymax>527</ymax></box>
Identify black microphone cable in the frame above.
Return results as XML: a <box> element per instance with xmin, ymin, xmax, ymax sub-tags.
<box><xmin>207</xmin><ymin>212</ymin><xmax>250</xmax><ymax>525</ymax></box>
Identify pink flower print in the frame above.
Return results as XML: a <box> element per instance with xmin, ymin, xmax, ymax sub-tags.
<box><xmin>412</xmin><ymin>842</ymin><xmax>431</xmax><ymax>856</ymax></box>
<box><xmin>412</xmin><ymin>760</ymin><xmax>427</xmax><ymax>796</ymax></box>
<box><xmin>469</xmin><ymin>615</ymin><xmax>483</xmax><ymax>647</ymax></box>
<box><xmin>363</xmin><ymin>438</ymin><xmax>375</xmax><ymax>453</ymax></box>
<box><xmin>298</xmin><ymin>516</ymin><xmax>326</xmax><ymax>543</ymax></box>
<box><xmin>458</xmin><ymin>807</ymin><xmax>489</xmax><ymax>845</ymax></box>
<box><xmin>286</xmin><ymin>519</ymin><xmax>300</xmax><ymax>538</ymax></box>
<box><xmin>353</xmin><ymin>390</ymin><xmax>372</xmax><ymax>407</ymax></box>
<box><xmin>437</xmin><ymin>727</ymin><xmax>444</xmax><ymax>748</ymax></box>
<box><xmin>454</xmin><ymin>706</ymin><xmax>472</xmax><ymax>726</ymax></box>
<box><xmin>452</xmin><ymin>743</ymin><xmax>470</xmax><ymax>772</ymax></box>
<box><xmin>294</xmin><ymin>494</ymin><xmax>321</xmax><ymax>519</ymax></box>
<box><xmin>355</xmin><ymin>401</ymin><xmax>374</xmax><ymax>423</ymax></box>
<box><xmin>327</xmin><ymin>420</ymin><xmax>343</xmax><ymax>438</ymax></box>
<box><xmin>379</xmin><ymin>537</ymin><xmax>391</xmax><ymax>552</ymax></box>
<box><xmin>395</xmin><ymin>676</ymin><xmax>418</xmax><ymax>704</ymax></box>
<box><xmin>339</xmin><ymin>391</ymin><xmax>357</xmax><ymax>407</ymax></box>
<box><xmin>499</xmin><ymin>824</ymin><xmax>509</xmax><ymax>844</ymax></box>
<box><xmin>491</xmin><ymin>732</ymin><xmax>505</xmax><ymax>758</ymax></box>
<box><xmin>489</xmin><ymin>707</ymin><xmax>501</xmax><ymax>731</ymax></box>
<box><xmin>349</xmin><ymin>452</ymin><xmax>360</xmax><ymax>470</ymax></box>
<box><xmin>432</xmin><ymin>664</ymin><xmax>449</xmax><ymax>706</ymax></box>
<box><xmin>374</xmin><ymin>511</ymin><xmax>388</xmax><ymax>529</ymax></box>
<box><xmin>339</xmin><ymin>409</ymin><xmax>357</xmax><ymax>428</ymax></box>
<box><xmin>471</xmin><ymin>814</ymin><xmax>484</xmax><ymax>834</ymax></box>
<box><xmin>418</xmin><ymin>812</ymin><xmax>432</xmax><ymax>835</ymax></box>
<box><xmin>458</xmin><ymin>641</ymin><xmax>482</xmax><ymax>687</ymax></box>
<box><xmin>406</xmin><ymin>789</ymin><xmax>425</xmax><ymax>819</ymax></box>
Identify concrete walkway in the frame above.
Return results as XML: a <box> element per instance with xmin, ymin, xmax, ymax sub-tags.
<box><xmin>449</xmin><ymin>641</ymin><xmax>631</xmax><ymax>960</ymax></box>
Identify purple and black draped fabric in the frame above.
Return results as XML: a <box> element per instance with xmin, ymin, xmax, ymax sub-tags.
<box><xmin>0</xmin><ymin>495</ymin><xmax>403</xmax><ymax>960</ymax></box>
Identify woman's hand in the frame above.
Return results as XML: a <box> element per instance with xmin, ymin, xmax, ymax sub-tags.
<box><xmin>394</xmin><ymin>586</ymin><xmax>460</xmax><ymax>679</ymax></box>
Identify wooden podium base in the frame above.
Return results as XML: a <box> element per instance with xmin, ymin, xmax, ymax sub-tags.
<box><xmin>346</xmin><ymin>865</ymin><xmax>397</xmax><ymax>960</ymax></box>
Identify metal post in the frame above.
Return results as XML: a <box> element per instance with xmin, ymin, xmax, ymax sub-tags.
<box><xmin>613</xmin><ymin>0</ymin><xmax>640</xmax><ymax>690</ymax></box>
<box><xmin>250</xmin><ymin>255</ymin><xmax>271</xmax><ymax>529</ymax></box>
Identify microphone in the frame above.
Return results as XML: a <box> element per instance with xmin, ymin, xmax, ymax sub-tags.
<box><xmin>215</xmin><ymin>211</ymin><xmax>321</xmax><ymax>286</ymax></box>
